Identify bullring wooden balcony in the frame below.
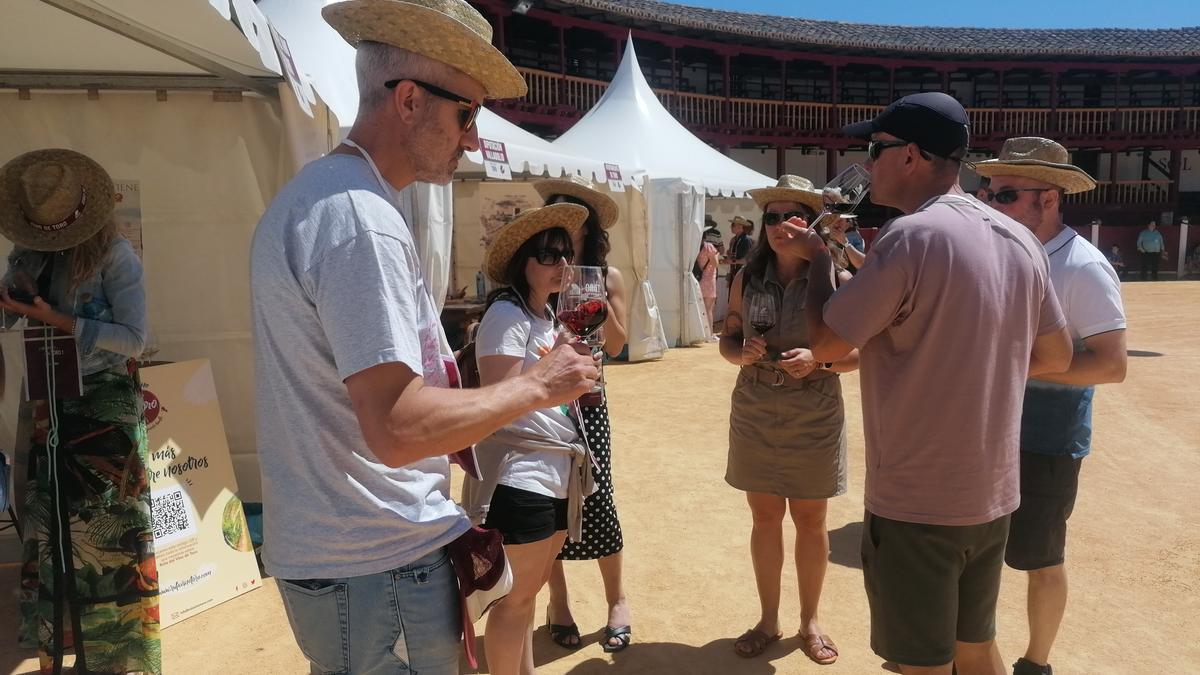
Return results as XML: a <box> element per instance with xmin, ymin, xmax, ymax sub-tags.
<box><xmin>508</xmin><ymin>67</ymin><xmax>1200</xmax><ymax>141</ymax></box>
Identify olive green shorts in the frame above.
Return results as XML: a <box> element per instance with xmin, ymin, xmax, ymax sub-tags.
<box><xmin>861</xmin><ymin>510</ymin><xmax>1010</xmax><ymax>667</ymax></box>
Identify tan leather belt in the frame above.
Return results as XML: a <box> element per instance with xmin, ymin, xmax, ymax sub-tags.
<box><xmin>741</xmin><ymin>364</ymin><xmax>820</xmax><ymax>389</ymax></box>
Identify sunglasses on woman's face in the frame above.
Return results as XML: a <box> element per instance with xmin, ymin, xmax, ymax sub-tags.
<box><xmin>535</xmin><ymin>247</ymin><xmax>574</xmax><ymax>266</ymax></box>
<box><xmin>762</xmin><ymin>211</ymin><xmax>809</xmax><ymax>227</ymax></box>
<box><xmin>983</xmin><ymin>188</ymin><xmax>1052</xmax><ymax>205</ymax></box>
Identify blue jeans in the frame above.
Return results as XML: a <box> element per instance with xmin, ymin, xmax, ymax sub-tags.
<box><xmin>278</xmin><ymin>549</ymin><xmax>461</xmax><ymax>674</ymax></box>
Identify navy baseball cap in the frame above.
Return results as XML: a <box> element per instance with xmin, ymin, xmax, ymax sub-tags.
<box><xmin>842</xmin><ymin>92</ymin><xmax>971</xmax><ymax>160</ymax></box>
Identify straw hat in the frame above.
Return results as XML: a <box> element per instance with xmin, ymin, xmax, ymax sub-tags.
<box><xmin>533</xmin><ymin>174</ymin><xmax>618</xmax><ymax>230</ymax></box>
<box><xmin>747</xmin><ymin>175</ymin><xmax>825</xmax><ymax>213</ymax></box>
<box><xmin>484</xmin><ymin>203</ymin><xmax>588</xmax><ymax>284</ymax></box>
<box><xmin>0</xmin><ymin>149</ymin><xmax>115</xmax><ymax>252</ymax></box>
<box><xmin>972</xmin><ymin>137</ymin><xmax>1097</xmax><ymax>194</ymax></box>
<box><xmin>322</xmin><ymin>0</ymin><xmax>527</xmax><ymax>100</ymax></box>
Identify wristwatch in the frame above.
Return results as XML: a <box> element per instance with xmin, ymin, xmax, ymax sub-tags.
<box><xmin>819</xmin><ymin>362</ymin><xmax>833</xmax><ymax>370</ymax></box>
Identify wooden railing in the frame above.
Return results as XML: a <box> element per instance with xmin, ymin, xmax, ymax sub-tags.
<box><xmin>521</xmin><ymin>68</ymin><xmax>561</xmax><ymax>108</ymax></box>
<box><xmin>663</xmin><ymin>91</ymin><xmax>724</xmax><ymax>127</ymax></box>
<box><xmin>1185</xmin><ymin>108</ymin><xmax>1200</xmax><ymax>133</ymax></box>
<box><xmin>1065</xmin><ymin>181</ymin><xmax>1172</xmax><ymax>205</ymax></box>
<box><xmin>1119</xmin><ymin>108</ymin><xmax>1176</xmax><ymax>135</ymax></box>
<box><xmin>563</xmin><ymin>74</ymin><xmax>606</xmax><ymax>113</ymax></box>
<box><xmin>837</xmin><ymin>104</ymin><xmax>883</xmax><ymax>129</ymax></box>
<box><xmin>1057</xmin><ymin>108</ymin><xmax>1112</xmax><ymax>135</ymax></box>
<box><xmin>515</xmin><ymin>68</ymin><xmax>1200</xmax><ymax>138</ymax></box>
<box><xmin>782</xmin><ymin>101</ymin><xmax>834</xmax><ymax>132</ymax></box>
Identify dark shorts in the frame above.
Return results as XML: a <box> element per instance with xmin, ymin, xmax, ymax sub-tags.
<box><xmin>1006</xmin><ymin>452</ymin><xmax>1083</xmax><ymax>571</ymax></box>
<box><xmin>484</xmin><ymin>484</ymin><xmax>568</xmax><ymax>545</ymax></box>
<box><xmin>861</xmin><ymin>510</ymin><xmax>1010</xmax><ymax>667</ymax></box>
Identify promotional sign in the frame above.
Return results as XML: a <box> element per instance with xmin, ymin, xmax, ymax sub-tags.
<box><xmin>477</xmin><ymin>182</ymin><xmax>539</xmax><ymax>252</ymax></box>
<box><xmin>480</xmin><ymin>138</ymin><xmax>513</xmax><ymax>180</ymax></box>
<box><xmin>23</xmin><ymin>327</ymin><xmax>81</xmax><ymax>401</ymax></box>
<box><xmin>604</xmin><ymin>163</ymin><xmax>625</xmax><ymax>192</ymax></box>
<box><xmin>142</xmin><ymin>360</ymin><xmax>260</xmax><ymax>627</ymax></box>
<box><xmin>269</xmin><ymin>24</ymin><xmax>314</xmax><ymax>116</ymax></box>
<box><xmin>114</xmin><ymin>180</ymin><xmax>143</xmax><ymax>259</ymax></box>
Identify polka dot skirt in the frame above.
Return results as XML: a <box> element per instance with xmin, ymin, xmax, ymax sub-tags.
<box><xmin>558</xmin><ymin>401</ymin><xmax>624</xmax><ymax>560</ymax></box>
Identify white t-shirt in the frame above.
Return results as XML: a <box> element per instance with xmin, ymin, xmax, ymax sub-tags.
<box><xmin>475</xmin><ymin>298</ymin><xmax>577</xmax><ymax>499</ymax></box>
<box><xmin>1043</xmin><ymin>227</ymin><xmax>1126</xmax><ymax>345</ymax></box>
<box><xmin>251</xmin><ymin>154</ymin><xmax>468</xmax><ymax>580</ymax></box>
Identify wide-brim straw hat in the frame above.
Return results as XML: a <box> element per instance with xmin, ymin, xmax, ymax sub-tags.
<box><xmin>972</xmin><ymin>137</ymin><xmax>1097</xmax><ymax>194</ymax></box>
<box><xmin>323</xmin><ymin>0</ymin><xmax>527</xmax><ymax>100</ymax></box>
<box><xmin>747</xmin><ymin>175</ymin><xmax>825</xmax><ymax>213</ymax></box>
<box><xmin>484</xmin><ymin>203</ymin><xmax>588</xmax><ymax>284</ymax></box>
<box><xmin>0</xmin><ymin>148</ymin><xmax>115</xmax><ymax>252</ymax></box>
<box><xmin>533</xmin><ymin>174</ymin><xmax>618</xmax><ymax>230</ymax></box>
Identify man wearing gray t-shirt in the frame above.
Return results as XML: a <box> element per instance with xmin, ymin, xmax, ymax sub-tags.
<box><xmin>779</xmin><ymin>93</ymin><xmax>1074</xmax><ymax>675</ymax></box>
<box><xmin>249</xmin><ymin>3</ymin><xmax>597</xmax><ymax>673</ymax></box>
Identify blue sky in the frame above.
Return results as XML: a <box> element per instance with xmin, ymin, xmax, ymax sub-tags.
<box><xmin>682</xmin><ymin>0</ymin><xmax>1200</xmax><ymax>29</ymax></box>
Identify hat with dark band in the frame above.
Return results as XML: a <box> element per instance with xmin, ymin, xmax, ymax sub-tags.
<box><xmin>0</xmin><ymin>148</ymin><xmax>115</xmax><ymax>252</ymax></box>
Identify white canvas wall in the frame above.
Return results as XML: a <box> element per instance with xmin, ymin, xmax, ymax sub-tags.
<box><xmin>0</xmin><ymin>88</ymin><xmax>332</xmax><ymax>500</ymax></box>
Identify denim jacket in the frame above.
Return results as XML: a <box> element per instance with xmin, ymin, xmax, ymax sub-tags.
<box><xmin>4</xmin><ymin>237</ymin><xmax>147</xmax><ymax>376</ymax></box>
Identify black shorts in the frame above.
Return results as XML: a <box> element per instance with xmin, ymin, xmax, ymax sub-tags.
<box><xmin>861</xmin><ymin>510</ymin><xmax>1010</xmax><ymax>667</ymax></box>
<box><xmin>484</xmin><ymin>484</ymin><xmax>568</xmax><ymax>545</ymax></box>
<box><xmin>1005</xmin><ymin>452</ymin><xmax>1083</xmax><ymax>571</ymax></box>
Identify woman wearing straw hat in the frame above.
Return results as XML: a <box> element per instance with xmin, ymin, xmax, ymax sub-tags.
<box><xmin>533</xmin><ymin>175</ymin><xmax>636</xmax><ymax>653</ymax></box>
<box><xmin>720</xmin><ymin>175</ymin><xmax>858</xmax><ymax>665</ymax></box>
<box><xmin>471</xmin><ymin>203</ymin><xmax>596</xmax><ymax>675</ymax></box>
<box><xmin>0</xmin><ymin>149</ymin><xmax>156</xmax><ymax>674</ymax></box>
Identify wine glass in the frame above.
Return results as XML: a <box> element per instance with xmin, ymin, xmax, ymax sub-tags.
<box><xmin>811</xmin><ymin>164</ymin><xmax>872</xmax><ymax>233</ymax></box>
<box><xmin>744</xmin><ymin>290</ymin><xmax>777</xmax><ymax>362</ymax></box>
<box><xmin>557</xmin><ymin>266</ymin><xmax>608</xmax><ymax>404</ymax></box>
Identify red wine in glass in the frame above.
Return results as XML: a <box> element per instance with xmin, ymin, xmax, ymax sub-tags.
<box><xmin>558</xmin><ymin>265</ymin><xmax>609</xmax><ymax>405</ymax></box>
<box><xmin>750</xmin><ymin>318</ymin><xmax>775</xmax><ymax>335</ymax></box>
<box><xmin>557</xmin><ymin>299</ymin><xmax>608</xmax><ymax>338</ymax></box>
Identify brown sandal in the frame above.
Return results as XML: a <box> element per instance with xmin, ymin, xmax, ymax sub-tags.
<box><xmin>800</xmin><ymin>632</ymin><xmax>839</xmax><ymax>665</ymax></box>
<box><xmin>733</xmin><ymin>628</ymin><xmax>782</xmax><ymax>658</ymax></box>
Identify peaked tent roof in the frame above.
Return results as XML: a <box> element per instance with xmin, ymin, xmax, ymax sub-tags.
<box><xmin>259</xmin><ymin>0</ymin><xmax>616</xmax><ymax>182</ymax></box>
<box><xmin>461</xmin><ymin>109</ymin><xmax>622</xmax><ymax>183</ymax></box>
<box><xmin>551</xmin><ymin>34</ymin><xmax>773</xmax><ymax>197</ymax></box>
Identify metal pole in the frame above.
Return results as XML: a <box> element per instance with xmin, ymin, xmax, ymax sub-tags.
<box><xmin>1177</xmin><ymin>218</ymin><xmax>1189</xmax><ymax>279</ymax></box>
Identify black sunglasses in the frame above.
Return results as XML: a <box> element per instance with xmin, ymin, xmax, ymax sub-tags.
<box><xmin>384</xmin><ymin>78</ymin><xmax>481</xmax><ymax>131</ymax></box>
<box><xmin>762</xmin><ymin>211</ymin><xmax>810</xmax><ymax>227</ymax></box>
<box><xmin>534</xmin><ymin>247</ymin><xmax>574</xmax><ymax>266</ymax></box>
<box><xmin>984</xmin><ymin>188</ymin><xmax>1053</xmax><ymax>205</ymax></box>
<box><xmin>867</xmin><ymin>139</ymin><xmax>911</xmax><ymax>160</ymax></box>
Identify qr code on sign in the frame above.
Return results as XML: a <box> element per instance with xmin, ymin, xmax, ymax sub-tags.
<box><xmin>152</xmin><ymin>486</ymin><xmax>196</xmax><ymax>544</ymax></box>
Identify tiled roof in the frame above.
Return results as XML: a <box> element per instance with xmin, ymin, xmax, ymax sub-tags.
<box><xmin>552</xmin><ymin>0</ymin><xmax>1200</xmax><ymax>59</ymax></box>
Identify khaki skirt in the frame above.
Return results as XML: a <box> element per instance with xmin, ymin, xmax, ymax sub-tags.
<box><xmin>726</xmin><ymin>368</ymin><xmax>848</xmax><ymax>499</ymax></box>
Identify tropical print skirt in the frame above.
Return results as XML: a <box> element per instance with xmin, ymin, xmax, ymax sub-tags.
<box><xmin>18</xmin><ymin>359</ymin><xmax>160</xmax><ymax>675</ymax></box>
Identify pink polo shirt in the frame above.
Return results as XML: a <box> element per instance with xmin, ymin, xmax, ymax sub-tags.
<box><xmin>825</xmin><ymin>193</ymin><xmax>1065</xmax><ymax>526</ymax></box>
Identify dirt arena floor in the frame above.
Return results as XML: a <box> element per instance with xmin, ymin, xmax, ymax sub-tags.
<box><xmin>3</xmin><ymin>281</ymin><xmax>1198</xmax><ymax>674</ymax></box>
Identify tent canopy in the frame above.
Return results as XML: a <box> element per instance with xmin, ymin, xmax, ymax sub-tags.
<box><xmin>1</xmin><ymin>0</ymin><xmax>299</xmax><ymax>97</ymax></box>
<box><xmin>460</xmin><ymin>108</ymin><xmax>628</xmax><ymax>184</ymax></box>
<box><xmin>1</xmin><ymin>0</ymin><xmax>335</xmax><ymax>501</ymax></box>
<box><xmin>551</xmin><ymin>34</ymin><xmax>774</xmax><ymax>198</ymax></box>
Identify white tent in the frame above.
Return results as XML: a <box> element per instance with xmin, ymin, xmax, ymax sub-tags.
<box><xmin>259</xmin><ymin>1</ymin><xmax>668</xmax><ymax>359</ymax></box>
<box><xmin>552</xmin><ymin>35</ymin><xmax>774</xmax><ymax>350</ymax></box>
<box><xmin>258</xmin><ymin>0</ymin><xmax>643</xmax><ymax>320</ymax></box>
<box><xmin>461</xmin><ymin>108</ymin><xmax>615</xmax><ymax>182</ymax></box>
<box><xmin>0</xmin><ymin>0</ymin><xmax>336</xmax><ymax>500</ymax></box>
<box><xmin>450</xmin><ymin>110</ymin><xmax>666</xmax><ymax>361</ymax></box>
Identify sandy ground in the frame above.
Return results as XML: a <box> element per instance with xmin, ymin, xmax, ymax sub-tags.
<box><xmin>2</xmin><ymin>281</ymin><xmax>1198</xmax><ymax>675</ymax></box>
